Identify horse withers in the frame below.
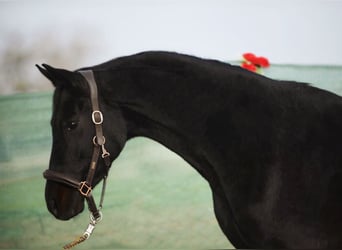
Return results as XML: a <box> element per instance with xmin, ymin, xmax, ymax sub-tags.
<box><xmin>37</xmin><ymin>51</ymin><xmax>342</xmax><ymax>248</ymax></box>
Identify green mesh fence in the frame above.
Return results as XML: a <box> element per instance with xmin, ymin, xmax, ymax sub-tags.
<box><xmin>0</xmin><ymin>64</ymin><xmax>341</xmax><ymax>249</ymax></box>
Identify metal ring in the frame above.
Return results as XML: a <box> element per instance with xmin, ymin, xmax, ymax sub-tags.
<box><xmin>92</xmin><ymin>110</ymin><xmax>103</xmax><ymax>125</ymax></box>
<box><xmin>93</xmin><ymin>136</ymin><xmax>105</xmax><ymax>146</ymax></box>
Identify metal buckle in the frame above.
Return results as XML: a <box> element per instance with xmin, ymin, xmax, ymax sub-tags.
<box><xmin>79</xmin><ymin>181</ymin><xmax>92</xmax><ymax>197</ymax></box>
<box><xmin>92</xmin><ymin>110</ymin><xmax>103</xmax><ymax>125</ymax></box>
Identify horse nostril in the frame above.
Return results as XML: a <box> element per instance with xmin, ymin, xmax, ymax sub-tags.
<box><xmin>47</xmin><ymin>199</ymin><xmax>58</xmax><ymax>217</ymax></box>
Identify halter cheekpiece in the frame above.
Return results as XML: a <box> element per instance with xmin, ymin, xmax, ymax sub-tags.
<box><xmin>43</xmin><ymin>70</ymin><xmax>111</xmax><ymax>248</ymax></box>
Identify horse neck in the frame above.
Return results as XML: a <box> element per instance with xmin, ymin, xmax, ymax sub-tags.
<box><xmin>99</xmin><ymin>65</ymin><xmax>225</xmax><ymax>182</ymax></box>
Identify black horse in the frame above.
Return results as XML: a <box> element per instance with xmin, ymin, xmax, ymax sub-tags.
<box><xmin>37</xmin><ymin>51</ymin><xmax>342</xmax><ymax>248</ymax></box>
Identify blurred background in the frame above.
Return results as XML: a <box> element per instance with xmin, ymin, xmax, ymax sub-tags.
<box><xmin>0</xmin><ymin>0</ymin><xmax>342</xmax><ymax>248</ymax></box>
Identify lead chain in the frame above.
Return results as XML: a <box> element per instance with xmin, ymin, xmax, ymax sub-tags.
<box><xmin>63</xmin><ymin>213</ymin><xmax>102</xmax><ymax>249</ymax></box>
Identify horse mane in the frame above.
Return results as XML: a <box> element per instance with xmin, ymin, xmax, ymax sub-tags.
<box><xmin>78</xmin><ymin>51</ymin><xmax>280</xmax><ymax>89</ymax></box>
<box><xmin>80</xmin><ymin>51</ymin><xmax>237</xmax><ymax>73</ymax></box>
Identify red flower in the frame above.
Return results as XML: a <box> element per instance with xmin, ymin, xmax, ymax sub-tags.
<box><xmin>241</xmin><ymin>52</ymin><xmax>270</xmax><ymax>73</ymax></box>
<box><xmin>255</xmin><ymin>57</ymin><xmax>270</xmax><ymax>68</ymax></box>
<box><xmin>241</xmin><ymin>62</ymin><xmax>257</xmax><ymax>72</ymax></box>
<box><xmin>242</xmin><ymin>53</ymin><xmax>257</xmax><ymax>63</ymax></box>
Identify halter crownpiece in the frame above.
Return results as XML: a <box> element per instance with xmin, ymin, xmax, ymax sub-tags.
<box><xmin>43</xmin><ymin>70</ymin><xmax>112</xmax><ymax>248</ymax></box>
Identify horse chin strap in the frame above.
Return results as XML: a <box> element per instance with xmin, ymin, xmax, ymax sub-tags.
<box><xmin>43</xmin><ymin>70</ymin><xmax>112</xmax><ymax>249</ymax></box>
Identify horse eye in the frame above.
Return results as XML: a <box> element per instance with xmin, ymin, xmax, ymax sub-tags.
<box><xmin>65</xmin><ymin>121</ymin><xmax>79</xmax><ymax>131</ymax></box>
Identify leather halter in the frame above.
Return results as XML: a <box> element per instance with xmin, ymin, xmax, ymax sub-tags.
<box><xmin>43</xmin><ymin>70</ymin><xmax>111</xmax><ymax>221</ymax></box>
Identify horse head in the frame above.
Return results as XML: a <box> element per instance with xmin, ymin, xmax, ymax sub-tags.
<box><xmin>36</xmin><ymin>64</ymin><xmax>127</xmax><ymax>220</ymax></box>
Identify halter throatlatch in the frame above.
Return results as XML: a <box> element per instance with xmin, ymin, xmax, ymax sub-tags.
<box><xmin>43</xmin><ymin>70</ymin><xmax>111</xmax><ymax>249</ymax></box>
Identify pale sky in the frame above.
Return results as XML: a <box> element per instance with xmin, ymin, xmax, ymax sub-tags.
<box><xmin>1</xmin><ymin>0</ymin><xmax>342</xmax><ymax>65</ymax></box>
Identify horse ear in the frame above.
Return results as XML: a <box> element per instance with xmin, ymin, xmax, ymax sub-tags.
<box><xmin>36</xmin><ymin>64</ymin><xmax>74</xmax><ymax>87</ymax></box>
<box><xmin>36</xmin><ymin>64</ymin><xmax>53</xmax><ymax>82</ymax></box>
<box><xmin>36</xmin><ymin>64</ymin><xmax>88</xmax><ymax>95</ymax></box>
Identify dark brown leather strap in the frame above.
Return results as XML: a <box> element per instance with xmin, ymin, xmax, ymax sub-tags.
<box><xmin>85</xmin><ymin>194</ymin><xmax>101</xmax><ymax>219</ymax></box>
<box><xmin>79</xmin><ymin>70</ymin><xmax>105</xmax><ymax>146</ymax></box>
<box><xmin>85</xmin><ymin>143</ymin><xmax>100</xmax><ymax>185</ymax></box>
<box><xmin>78</xmin><ymin>70</ymin><xmax>105</xmax><ymax>219</ymax></box>
<box><xmin>43</xmin><ymin>169</ymin><xmax>80</xmax><ymax>189</ymax></box>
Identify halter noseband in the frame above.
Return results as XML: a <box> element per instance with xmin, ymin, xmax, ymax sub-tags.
<box><xmin>43</xmin><ymin>70</ymin><xmax>111</xmax><ymax>222</ymax></box>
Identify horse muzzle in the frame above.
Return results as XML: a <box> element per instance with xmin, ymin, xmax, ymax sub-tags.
<box><xmin>45</xmin><ymin>180</ymin><xmax>85</xmax><ymax>220</ymax></box>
